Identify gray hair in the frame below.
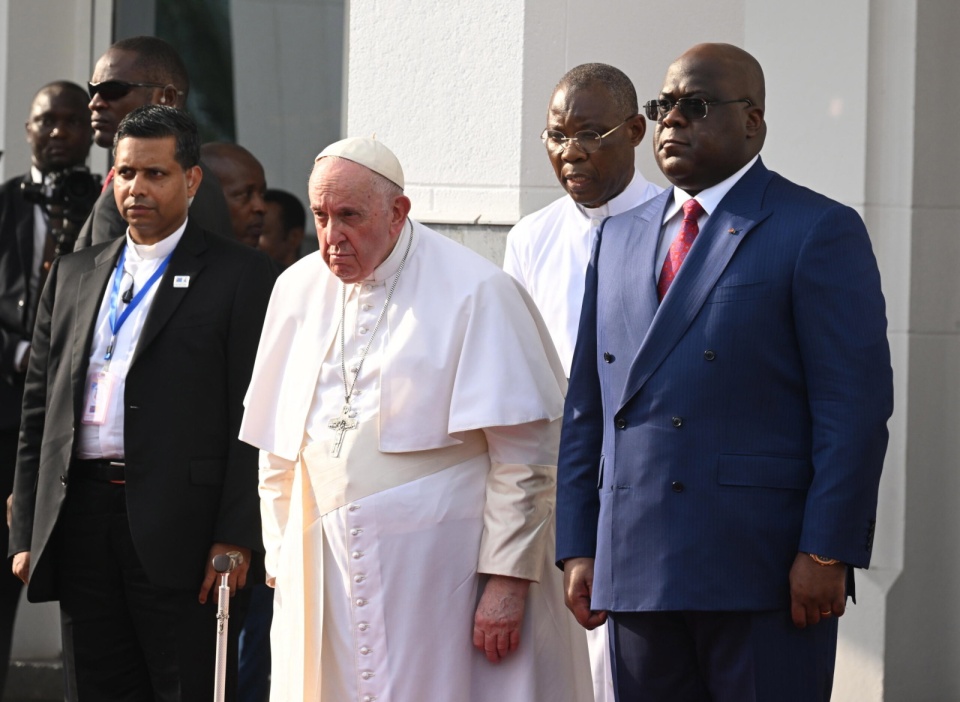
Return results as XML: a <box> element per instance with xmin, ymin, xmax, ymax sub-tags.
<box><xmin>555</xmin><ymin>63</ymin><xmax>639</xmax><ymax>118</ymax></box>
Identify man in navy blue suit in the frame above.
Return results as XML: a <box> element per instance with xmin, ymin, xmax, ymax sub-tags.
<box><xmin>557</xmin><ymin>43</ymin><xmax>893</xmax><ymax>701</ymax></box>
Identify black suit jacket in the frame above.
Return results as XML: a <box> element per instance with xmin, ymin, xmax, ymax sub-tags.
<box><xmin>9</xmin><ymin>219</ymin><xmax>277</xmax><ymax>601</ymax></box>
<box><xmin>0</xmin><ymin>175</ymin><xmax>38</xmax><ymax>432</ymax></box>
<box><xmin>73</xmin><ymin>160</ymin><xmax>232</xmax><ymax>251</ymax></box>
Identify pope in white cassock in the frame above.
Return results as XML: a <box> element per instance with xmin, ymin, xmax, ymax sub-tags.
<box><xmin>239</xmin><ymin>137</ymin><xmax>592</xmax><ymax>701</ymax></box>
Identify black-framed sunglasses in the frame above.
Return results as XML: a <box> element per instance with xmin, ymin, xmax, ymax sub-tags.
<box><xmin>87</xmin><ymin>80</ymin><xmax>168</xmax><ymax>101</ymax></box>
<box><xmin>643</xmin><ymin>97</ymin><xmax>753</xmax><ymax>122</ymax></box>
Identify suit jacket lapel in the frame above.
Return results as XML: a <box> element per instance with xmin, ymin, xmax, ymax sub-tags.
<box><xmin>130</xmin><ymin>221</ymin><xmax>207</xmax><ymax>367</ymax></box>
<box><xmin>15</xmin><ymin>177</ymin><xmax>36</xmax><ymax>281</ymax></box>
<box><xmin>618</xmin><ymin>161</ymin><xmax>774</xmax><ymax>411</ymax></box>
<box><xmin>72</xmin><ymin>237</ymin><xmax>126</xmax><ymax>403</ymax></box>
<box><xmin>615</xmin><ymin>191</ymin><xmax>670</xmax><ymax>352</ymax></box>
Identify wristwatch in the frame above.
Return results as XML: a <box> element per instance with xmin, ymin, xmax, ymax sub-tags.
<box><xmin>807</xmin><ymin>553</ymin><xmax>840</xmax><ymax>566</ymax></box>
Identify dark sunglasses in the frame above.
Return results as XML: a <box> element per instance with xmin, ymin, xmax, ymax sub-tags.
<box><xmin>643</xmin><ymin>97</ymin><xmax>753</xmax><ymax>122</ymax></box>
<box><xmin>87</xmin><ymin>80</ymin><xmax>167</xmax><ymax>101</ymax></box>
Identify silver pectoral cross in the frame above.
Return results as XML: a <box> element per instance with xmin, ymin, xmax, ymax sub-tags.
<box><xmin>328</xmin><ymin>404</ymin><xmax>358</xmax><ymax>457</ymax></box>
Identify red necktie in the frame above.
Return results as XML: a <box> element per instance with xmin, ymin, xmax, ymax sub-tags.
<box><xmin>658</xmin><ymin>199</ymin><xmax>704</xmax><ymax>301</ymax></box>
<box><xmin>101</xmin><ymin>167</ymin><xmax>115</xmax><ymax>194</ymax></box>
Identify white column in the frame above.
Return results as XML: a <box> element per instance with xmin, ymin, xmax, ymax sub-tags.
<box><xmin>344</xmin><ymin>0</ymin><xmax>750</xmax><ymax>232</ymax></box>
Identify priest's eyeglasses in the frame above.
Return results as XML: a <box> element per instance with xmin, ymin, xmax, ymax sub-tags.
<box><xmin>643</xmin><ymin>97</ymin><xmax>754</xmax><ymax>122</ymax></box>
<box><xmin>540</xmin><ymin>117</ymin><xmax>633</xmax><ymax>154</ymax></box>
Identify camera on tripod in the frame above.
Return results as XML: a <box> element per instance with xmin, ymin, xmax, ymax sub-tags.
<box><xmin>21</xmin><ymin>166</ymin><xmax>101</xmax><ymax>255</ymax></box>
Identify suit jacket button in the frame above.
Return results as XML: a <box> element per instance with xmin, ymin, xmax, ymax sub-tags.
<box><xmin>704</xmin><ymin>350</ymin><xmax>716</xmax><ymax>361</ymax></box>
<box><xmin>672</xmin><ymin>416</ymin><xmax>683</xmax><ymax>428</ymax></box>
<box><xmin>615</xmin><ymin>418</ymin><xmax>627</xmax><ymax>430</ymax></box>
<box><xmin>671</xmin><ymin>481</ymin><xmax>685</xmax><ymax>493</ymax></box>
<box><xmin>59</xmin><ymin>475</ymin><xmax>67</xmax><ymax>487</ymax></box>
<box><xmin>603</xmin><ymin>352</ymin><xmax>615</xmax><ymax>363</ymax></box>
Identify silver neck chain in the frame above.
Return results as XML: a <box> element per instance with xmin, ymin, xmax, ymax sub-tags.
<box><xmin>339</xmin><ymin>219</ymin><xmax>413</xmax><ymax>405</ymax></box>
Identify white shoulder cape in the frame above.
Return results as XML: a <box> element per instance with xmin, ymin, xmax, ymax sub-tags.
<box><xmin>240</xmin><ymin>220</ymin><xmax>566</xmax><ymax>460</ymax></box>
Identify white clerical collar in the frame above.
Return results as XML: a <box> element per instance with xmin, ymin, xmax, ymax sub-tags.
<box><xmin>124</xmin><ymin>217</ymin><xmax>188</xmax><ymax>262</ymax></box>
<box><xmin>576</xmin><ymin>168</ymin><xmax>646</xmax><ymax>222</ymax></box>
<box><xmin>662</xmin><ymin>155</ymin><xmax>759</xmax><ymax>224</ymax></box>
<box><xmin>368</xmin><ymin>218</ymin><xmax>416</xmax><ymax>284</ymax></box>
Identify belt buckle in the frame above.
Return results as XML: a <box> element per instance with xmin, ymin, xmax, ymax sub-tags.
<box><xmin>108</xmin><ymin>460</ymin><xmax>125</xmax><ymax>484</ymax></box>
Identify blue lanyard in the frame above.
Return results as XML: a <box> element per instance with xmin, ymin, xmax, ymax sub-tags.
<box><xmin>104</xmin><ymin>248</ymin><xmax>172</xmax><ymax>361</ymax></box>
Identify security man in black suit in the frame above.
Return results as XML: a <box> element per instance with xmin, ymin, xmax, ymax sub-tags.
<box><xmin>74</xmin><ymin>35</ymin><xmax>231</xmax><ymax>251</ymax></box>
<box><xmin>9</xmin><ymin>105</ymin><xmax>276</xmax><ymax>701</ymax></box>
<box><xmin>0</xmin><ymin>79</ymin><xmax>93</xmax><ymax>697</ymax></box>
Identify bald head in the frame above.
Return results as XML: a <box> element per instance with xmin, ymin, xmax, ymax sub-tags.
<box><xmin>678</xmin><ymin>43</ymin><xmax>765</xmax><ymax>109</ymax></box>
<box><xmin>201</xmin><ymin>142</ymin><xmax>267</xmax><ymax>247</ymax></box>
<box><xmin>653</xmin><ymin>43</ymin><xmax>766</xmax><ymax>194</ymax></box>
<box><xmin>33</xmin><ymin>81</ymin><xmax>89</xmax><ymax>108</ymax></box>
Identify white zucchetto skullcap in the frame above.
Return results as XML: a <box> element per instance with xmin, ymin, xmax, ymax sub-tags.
<box><xmin>315</xmin><ymin>137</ymin><xmax>404</xmax><ymax>189</ymax></box>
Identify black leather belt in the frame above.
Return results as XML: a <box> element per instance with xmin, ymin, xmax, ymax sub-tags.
<box><xmin>71</xmin><ymin>459</ymin><xmax>126</xmax><ymax>483</ymax></box>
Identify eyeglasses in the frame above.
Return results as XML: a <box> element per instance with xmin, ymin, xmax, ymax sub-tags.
<box><xmin>87</xmin><ymin>80</ymin><xmax>169</xmax><ymax>101</ymax></box>
<box><xmin>643</xmin><ymin>97</ymin><xmax>753</xmax><ymax>122</ymax></box>
<box><xmin>540</xmin><ymin>116</ymin><xmax>634</xmax><ymax>154</ymax></box>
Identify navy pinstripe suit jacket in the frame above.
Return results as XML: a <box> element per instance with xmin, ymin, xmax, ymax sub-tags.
<box><xmin>556</xmin><ymin>158</ymin><xmax>892</xmax><ymax>612</ymax></box>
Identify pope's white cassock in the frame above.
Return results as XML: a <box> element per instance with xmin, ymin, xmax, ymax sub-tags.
<box><xmin>240</xmin><ymin>218</ymin><xmax>592</xmax><ymax>701</ymax></box>
<box><xmin>503</xmin><ymin>167</ymin><xmax>661</xmax><ymax>702</ymax></box>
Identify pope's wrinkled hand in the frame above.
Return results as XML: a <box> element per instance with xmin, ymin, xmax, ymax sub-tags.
<box><xmin>473</xmin><ymin>574</ymin><xmax>530</xmax><ymax>663</ymax></box>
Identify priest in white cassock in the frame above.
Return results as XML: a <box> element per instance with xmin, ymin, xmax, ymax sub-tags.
<box><xmin>503</xmin><ymin>64</ymin><xmax>661</xmax><ymax>702</ymax></box>
<box><xmin>239</xmin><ymin>137</ymin><xmax>592</xmax><ymax>702</ymax></box>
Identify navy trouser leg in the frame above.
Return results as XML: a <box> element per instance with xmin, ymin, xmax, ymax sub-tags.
<box><xmin>609</xmin><ymin>610</ymin><xmax>838</xmax><ymax>702</ymax></box>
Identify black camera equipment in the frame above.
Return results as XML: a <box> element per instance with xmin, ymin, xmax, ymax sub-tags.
<box><xmin>21</xmin><ymin>167</ymin><xmax>101</xmax><ymax>256</ymax></box>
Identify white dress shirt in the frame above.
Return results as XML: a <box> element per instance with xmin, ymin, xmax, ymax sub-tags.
<box><xmin>28</xmin><ymin>167</ymin><xmax>48</xmax><ymax>300</ymax></box>
<box><xmin>504</xmin><ymin>169</ymin><xmax>663</xmax><ymax>375</ymax></box>
<box><xmin>76</xmin><ymin>220</ymin><xmax>188</xmax><ymax>459</ymax></box>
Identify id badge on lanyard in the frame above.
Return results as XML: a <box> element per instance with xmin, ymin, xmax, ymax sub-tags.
<box><xmin>81</xmin><ymin>248</ymin><xmax>172</xmax><ymax>425</ymax></box>
<box><xmin>81</xmin><ymin>370</ymin><xmax>115</xmax><ymax>425</ymax></box>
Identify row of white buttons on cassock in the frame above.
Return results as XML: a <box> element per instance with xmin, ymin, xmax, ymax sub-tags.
<box><xmin>347</xmin><ymin>280</ymin><xmax>385</xmax><ymax>701</ymax></box>
<box><xmin>348</xmin><ymin>502</ymin><xmax>378</xmax><ymax>702</ymax></box>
